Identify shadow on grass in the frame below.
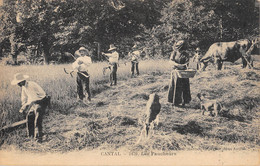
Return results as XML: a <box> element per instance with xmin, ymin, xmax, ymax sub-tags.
<box><xmin>172</xmin><ymin>121</ymin><xmax>204</xmax><ymax>135</ymax></box>
<box><xmin>108</xmin><ymin>116</ymin><xmax>138</xmax><ymax>127</ymax></box>
<box><xmin>219</xmin><ymin>112</ymin><xmax>245</xmax><ymax>122</ymax></box>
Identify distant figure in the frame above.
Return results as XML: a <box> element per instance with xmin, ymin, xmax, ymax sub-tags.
<box><xmin>72</xmin><ymin>47</ymin><xmax>92</xmax><ymax>102</ymax></box>
<box><xmin>128</xmin><ymin>44</ymin><xmax>141</xmax><ymax>77</ymax></box>
<box><xmin>102</xmin><ymin>44</ymin><xmax>119</xmax><ymax>86</ymax></box>
<box><xmin>137</xmin><ymin>93</ymin><xmax>161</xmax><ymax>143</ymax></box>
<box><xmin>168</xmin><ymin>40</ymin><xmax>191</xmax><ymax>107</ymax></box>
<box><xmin>192</xmin><ymin>47</ymin><xmax>202</xmax><ymax>70</ymax></box>
<box><xmin>243</xmin><ymin>39</ymin><xmax>257</xmax><ymax>69</ymax></box>
<box><xmin>11</xmin><ymin>73</ymin><xmax>50</xmax><ymax>141</ymax></box>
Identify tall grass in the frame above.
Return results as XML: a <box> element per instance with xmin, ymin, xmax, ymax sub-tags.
<box><xmin>0</xmin><ymin>59</ymin><xmax>170</xmax><ymax>128</ymax></box>
<box><xmin>0</xmin><ymin>59</ymin><xmax>259</xmax><ymax>152</ymax></box>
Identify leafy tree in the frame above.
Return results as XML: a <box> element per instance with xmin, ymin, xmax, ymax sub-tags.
<box><xmin>147</xmin><ymin>0</ymin><xmax>259</xmax><ymax>57</ymax></box>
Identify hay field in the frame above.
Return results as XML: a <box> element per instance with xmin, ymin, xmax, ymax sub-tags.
<box><xmin>0</xmin><ymin>59</ymin><xmax>259</xmax><ymax>153</ymax></box>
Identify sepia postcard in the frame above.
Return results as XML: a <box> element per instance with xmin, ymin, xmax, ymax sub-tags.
<box><xmin>0</xmin><ymin>0</ymin><xmax>259</xmax><ymax>165</ymax></box>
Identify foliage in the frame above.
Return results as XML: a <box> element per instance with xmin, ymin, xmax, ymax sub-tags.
<box><xmin>145</xmin><ymin>0</ymin><xmax>259</xmax><ymax>57</ymax></box>
<box><xmin>0</xmin><ymin>0</ymin><xmax>259</xmax><ymax>64</ymax></box>
<box><xmin>0</xmin><ymin>0</ymin><xmax>168</xmax><ymax>64</ymax></box>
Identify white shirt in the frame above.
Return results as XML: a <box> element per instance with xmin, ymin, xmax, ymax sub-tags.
<box><xmin>193</xmin><ymin>52</ymin><xmax>201</xmax><ymax>62</ymax></box>
<box><xmin>21</xmin><ymin>81</ymin><xmax>46</xmax><ymax>106</ymax></box>
<box><xmin>104</xmin><ymin>51</ymin><xmax>119</xmax><ymax>64</ymax></box>
<box><xmin>130</xmin><ymin>50</ymin><xmax>141</xmax><ymax>62</ymax></box>
<box><xmin>72</xmin><ymin>56</ymin><xmax>92</xmax><ymax>72</ymax></box>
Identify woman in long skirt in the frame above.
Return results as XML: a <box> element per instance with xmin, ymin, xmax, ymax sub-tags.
<box><xmin>168</xmin><ymin>40</ymin><xmax>191</xmax><ymax>107</ymax></box>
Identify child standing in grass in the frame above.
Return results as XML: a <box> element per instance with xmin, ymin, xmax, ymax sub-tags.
<box><xmin>102</xmin><ymin>44</ymin><xmax>119</xmax><ymax>86</ymax></box>
<box><xmin>72</xmin><ymin>47</ymin><xmax>92</xmax><ymax>102</ymax></box>
<box><xmin>11</xmin><ymin>73</ymin><xmax>50</xmax><ymax>141</ymax></box>
<box><xmin>193</xmin><ymin>47</ymin><xmax>202</xmax><ymax>70</ymax></box>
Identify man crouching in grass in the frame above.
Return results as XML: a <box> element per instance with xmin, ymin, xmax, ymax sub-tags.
<box><xmin>11</xmin><ymin>73</ymin><xmax>50</xmax><ymax>142</ymax></box>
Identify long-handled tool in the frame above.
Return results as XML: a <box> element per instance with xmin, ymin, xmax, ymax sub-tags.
<box><xmin>0</xmin><ymin>119</ymin><xmax>27</xmax><ymax>131</ymax></box>
<box><xmin>241</xmin><ymin>54</ymin><xmax>254</xmax><ymax>69</ymax></box>
<box><xmin>64</xmin><ymin>68</ymin><xmax>74</xmax><ymax>77</ymax></box>
<box><xmin>64</xmin><ymin>68</ymin><xmax>89</xmax><ymax>78</ymax></box>
<box><xmin>240</xmin><ymin>40</ymin><xmax>258</xmax><ymax>69</ymax></box>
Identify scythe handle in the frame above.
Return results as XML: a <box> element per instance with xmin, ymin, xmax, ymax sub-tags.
<box><xmin>241</xmin><ymin>54</ymin><xmax>253</xmax><ymax>69</ymax></box>
<box><xmin>0</xmin><ymin>119</ymin><xmax>27</xmax><ymax>131</ymax></box>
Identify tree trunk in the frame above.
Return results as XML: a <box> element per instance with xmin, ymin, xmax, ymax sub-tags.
<box><xmin>10</xmin><ymin>34</ymin><xmax>18</xmax><ymax>65</ymax></box>
<box><xmin>97</xmin><ymin>42</ymin><xmax>100</xmax><ymax>60</ymax></box>
<box><xmin>219</xmin><ymin>18</ymin><xmax>223</xmax><ymax>40</ymax></box>
<box><xmin>42</xmin><ymin>37</ymin><xmax>50</xmax><ymax>64</ymax></box>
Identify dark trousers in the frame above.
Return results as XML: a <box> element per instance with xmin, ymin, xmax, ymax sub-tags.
<box><xmin>131</xmin><ymin>61</ymin><xmax>139</xmax><ymax>76</ymax></box>
<box><xmin>168</xmin><ymin>72</ymin><xmax>191</xmax><ymax>105</ymax></box>
<box><xmin>26</xmin><ymin>96</ymin><xmax>50</xmax><ymax>139</ymax></box>
<box><xmin>76</xmin><ymin>71</ymin><xmax>91</xmax><ymax>100</ymax></box>
<box><xmin>110</xmin><ymin>63</ymin><xmax>117</xmax><ymax>85</ymax></box>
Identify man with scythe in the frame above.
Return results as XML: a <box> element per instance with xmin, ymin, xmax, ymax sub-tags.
<box><xmin>128</xmin><ymin>43</ymin><xmax>141</xmax><ymax>77</ymax></box>
<box><xmin>102</xmin><ymin>44</ymin><xmax>119</xmax><ymax>86</ymax></box>
<box><xmin>72</xmin><ymin>47</ymin><xmax>92</xmax><ymax>102</ymax></box>
<box><xmin>11</xmin><ymin>73</ymin><xmax>50</xmax><ymax>141</ymax></box>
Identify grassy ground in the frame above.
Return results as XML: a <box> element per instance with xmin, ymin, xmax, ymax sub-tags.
<box><xmin>0</xmin><ymin>59</ymin><xmax>259</xmax><ymax>153</ymax></box>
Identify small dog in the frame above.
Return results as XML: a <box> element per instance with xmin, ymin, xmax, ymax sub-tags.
<box><xmin>137</xmin><ymin>93</ymin><xmax>161</xmax><ymax>143</ymax></box>
<box><xmin>197</xmin><ymin>93</ymin><xmax>223</xmax><ymax>117</ymax></box>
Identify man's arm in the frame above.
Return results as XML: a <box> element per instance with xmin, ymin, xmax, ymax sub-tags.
<box><xmin>19</xmin><ymin>88</ymin><xmax>28</xmax><ymax>113</ymax></box>
<box><xmin>102</xmin><ymin>53</ymin><xmax>113</xmax><ymax>57</ymax></box>
<box><xmin>81</xmin><ymin>56</ymin><xmax>92</xmax><ymax>65</ymax></box>
<box><xmin>72</xmin><ymin>58</ymin><xmax>82</xmax><ymax>71</ymax></box>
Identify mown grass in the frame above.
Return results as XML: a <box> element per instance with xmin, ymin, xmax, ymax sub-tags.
<box><xmin>0</xmin><ymin>59</ymin><xmax>259</xmax><ymax>153</ymax></box>
<box><xmin>0</xmin><ymin>59</ymin><xmax>170</xmax><ymax>127</ymax></box>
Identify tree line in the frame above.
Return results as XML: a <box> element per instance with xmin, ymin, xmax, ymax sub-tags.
<box><xmin>0</xmin><ymin>0</ymin><xmax>258</xmax><ymax>65</ymax></box>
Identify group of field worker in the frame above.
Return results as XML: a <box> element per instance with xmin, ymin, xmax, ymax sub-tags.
<box><xmin>12</xmin><ymin>38</ymin><xmax>255</xmax><ymax>141</ymax></box>
<box><xmin>10</xmin><ymin>42</ymin><xmax>142</xmax><ymax>141</ymax></box>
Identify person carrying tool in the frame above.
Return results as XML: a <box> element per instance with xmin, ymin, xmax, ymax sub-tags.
<box><xmin>102</xmin><ymin>44</ymin><xmax>119</xmax><ymax>86</ymax></box>
<box><xmin>11</xmin><ymin>73</ymin><xmax>50</xmax><ymax>141</ymax></box>
<box><xmin>128</xmin><ymin>44</ymin><xmax>141</xmax><ymax>77</ymax></box>
<box><xmin>72</xmin><ymin>47</ymin><xmax>92</xmax><ymax>102</ymax></box>
<box><xmin>243</xmin><ymin>39</ymin><xmax>258</xmax><ymax>69</ymax></box>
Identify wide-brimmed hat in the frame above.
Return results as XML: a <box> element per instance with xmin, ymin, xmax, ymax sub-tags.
<box><xmin>175</xmin><ymin>40</ymin><xmax>185</xmax><ymax>49</ymax></box>
<box><xmin>108</xmin><ymin>44</ymin><xmax>117</xmax><ymax>51</ymax></box>
<box><xmin>195</xmin><ymin>47</ymin><xmax>201</xmax><ymax>52</ymax></box>
<box><xmin>11</xmin><ymin>73</ymin><xmax>29</xmax><ymax>85</ymax></box>
<box><xmin>132</xmin><ymin>44</ymin><xmax>138</xmax><ymax>49</ymax></box>
<box><xmin>78</xmin><ymin>47</ymin><xmax>89</xmax><ymax>53</ymax></box>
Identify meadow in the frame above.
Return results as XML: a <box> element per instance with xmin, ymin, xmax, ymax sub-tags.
<box><xmin>0</xmin><ymin>58</ymin><xmax>259</xmax><ymax>153</ymax></box>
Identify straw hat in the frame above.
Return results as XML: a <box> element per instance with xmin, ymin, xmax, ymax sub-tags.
<box><xmin>78</xmin><ymin>47</ymin><xmax>89</xmax><ymax>53</ymax></box>
<box><xmin>175</xmin><ymin>40</ymin><xmax>185</xmax><ymax>49</ymax></box>
<box><xmin>108</xmin><ymin>44</ymin><xmax>117</xmax><ymax>51</ymax></box>
<box><xmin>195</xmin><ymin>47</ymin><xmax>201</xmax><ymax>52</ymax></box>
<box><xmin>11</xmin><ymin>73</ymin><xmax>29</xmax><ymax>85</ymax></box>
